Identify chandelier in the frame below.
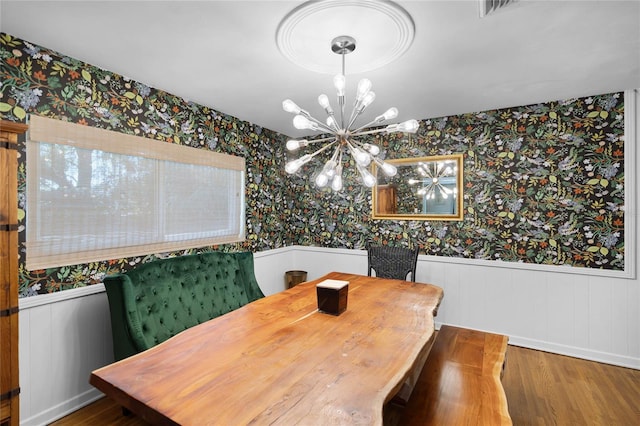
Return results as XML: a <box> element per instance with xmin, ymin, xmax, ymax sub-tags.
<box><xmin>282</xmin><ymin>35</ymin><xmax>419</xmax><ymax>191</ymax></box>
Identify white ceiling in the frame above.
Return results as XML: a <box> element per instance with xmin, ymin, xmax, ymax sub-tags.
<box><xmin>1</xmin><ymin>0</ymin><xmax>639</xmax><ymax>139</ymax></box>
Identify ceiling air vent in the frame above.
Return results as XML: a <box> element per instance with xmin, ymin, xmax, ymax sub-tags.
<box><xmin>479</xmin><ymin>0</ymin><xmax>517</xmax><ymax>18</ymax></box>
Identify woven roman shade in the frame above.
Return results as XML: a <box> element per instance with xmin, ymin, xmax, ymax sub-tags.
<box><xmin>26</xmin><ymin>115</ymin><xmax>245</xmax><ymax>270</ymax></box>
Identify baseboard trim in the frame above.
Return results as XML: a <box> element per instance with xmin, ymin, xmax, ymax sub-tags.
<box><xmin>20</xmin><ymin>388</ymin><xmax>103</xmax><ymax>426</ymax></box>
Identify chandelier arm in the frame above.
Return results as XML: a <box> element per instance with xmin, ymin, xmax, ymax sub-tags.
<box><xmin>345</xmin><ymin>139</ymin><xmax>375</xmax><ymax>168</ymax></box>
<box><xmin>350</xmin><ymin>127</ymin><xmax>390</xmax><ymax>137</ymax></box>
<box><xmin>344</xmin><ymin>139</ymin><xmax>360</xmax><ymax>154</ymax></box>
<box><xmin>347</xmin><ymin>138</ymin><xmax>366</xmax><ymax>149</ymax></box>
<box><xmin>324</xmin><ymin>111</ymin><xmax>340</xmax><ymax>132</ymax></box>
<box><xmin>418</xmin><ymin>183</ymin><xmax>432</xmax><ymax>193</ymax></box>
<box><xmin>437</xmin><ymin>181</ymin><xmax>453</xmax><ymax>194</ymax></box>
<box><xmin>306</xmin><ymin>139</ymin><xmax>339</xmax><ymax>158</ymax></box>
<box><xmin>435</xmin><ymin>162</ymin><xmax>443</xmax><ymax>177</ymax></box>
<box><xmin>346</xmin><ymin>108</ymin><xmax>362</xmax><ymax>132</ymax></box>
<box><xmin>338</xmin><ymin>94</ymin><xmax>346</xmax><ymax>129</ymax></box>
<box><xmin>419</xmin><ymin>182</ymin><xmax>436</xmax><ymax>198</ymax></box>
<box><xmin>351</xmin><ymin>120</ymin><xmax>379</xmax><ymax>134</ymax></box>
<box><xmin>330</xmin><ymin>144</ymin><xmax>342</xmax><ymax>161</ymax></box>
<box><xmin>424</xmin><ymin>165</ymin><xmax>435</xmax><ymax>179</ymax></box>
<box><xmin>344</xmin><ymin>140</ymin><xmax>363</xmax><ymax>162</ymax></box>
<box><xmin>343</xmin><ymin>103</ymin><xmax>357</xmax><ymax>129</ymax></box>
<box><xmin>351</xmin><ymin>113</ymin><xmax>391</xmax><ymax>133</ymax></box>
<box><xmin>306</xmin><ymin>114</ymin><xmax>339</xmax><ymax>134</ymax></box>
<box><xmin>304</xmin><ymin>135</ymin><xmax>339</xmax><ymax>145</ymax></box>
<box><xmin>346</xmin><ymin>99</ymin><xmax>373</xmax><ymax>131</ymax></box>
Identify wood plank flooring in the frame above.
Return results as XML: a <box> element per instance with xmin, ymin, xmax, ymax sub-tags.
<box><xmin>50</xmin><ymin>346</ymin><xmax>640</xmax><ymax>425</ymax></box>
<box><xmin>502</xmin><ymin>346</ymin><xmax>639</xmax><ymax>425</ymax></box>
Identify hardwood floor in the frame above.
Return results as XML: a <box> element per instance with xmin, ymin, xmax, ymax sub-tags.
<box><xmin>502</xmin><ymin>346</ymin><xmax>639</xmax><ymax>425</ymax></box>
<box><xmin>50</xmin><ymin>397</ymin><xmax>150</xmax><ymax>426</ymax></box>
<box><xmin>50</xmin><ymin>346</ymin><xmax>640</xmax><ymax>425</ymax></box>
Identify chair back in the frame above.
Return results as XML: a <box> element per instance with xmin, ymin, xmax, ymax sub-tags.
<box><xmin>367</xmin><ymin>245</ymin><xmax>419</xmax><ymax>282</ymax></box>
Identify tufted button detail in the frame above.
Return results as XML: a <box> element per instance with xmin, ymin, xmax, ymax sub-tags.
<box><xmin>123</xmin><ymin>252</ymin><xmax>262</xmax><ymax>353</ymax></box>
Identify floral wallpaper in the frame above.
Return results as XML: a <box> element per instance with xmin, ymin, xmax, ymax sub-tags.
<box><xmin>289</xmin><ymin>95</ymin><xmax>625</xmax><ymax>271</ymax></box>
<box><xmin>0</xmin><ymin>33</ymin><xmax>626</xmax><ymax>297</ymax></box>
<box><xmin>1</xmin><ymin>33</ymin><xmax>291</xmax><ymax>296</ymax></box>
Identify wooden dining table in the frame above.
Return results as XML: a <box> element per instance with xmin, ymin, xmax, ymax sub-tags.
<box><xmin>90</xmin><ymin>271</ymin><xmax>444</xmax><ymax>425</ymax></box>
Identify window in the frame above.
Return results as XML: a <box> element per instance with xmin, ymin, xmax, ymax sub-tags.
<box><xmin>26</xmin><ymin>115</ymin><xmax>245</xmax><ymax>270</ymax></box>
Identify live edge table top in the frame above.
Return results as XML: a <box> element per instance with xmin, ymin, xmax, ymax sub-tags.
<box><xmin>90</xmin><ymin>272</ymin><xmax>444</xmax><ymax>426</ymax></box>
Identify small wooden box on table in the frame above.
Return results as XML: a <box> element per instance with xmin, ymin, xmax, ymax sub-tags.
<box><xmin>399</xmin><ymin>325</ymin><xmax>511</xmax><ymax>425</ymax></box>
<box><xmin>316</xmin><ymin>279</ymin><xmax>349</xmax><ymax>315</ymax></box>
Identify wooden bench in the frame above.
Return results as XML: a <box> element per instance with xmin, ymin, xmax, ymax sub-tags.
<box><xmin>398</xmin><ymin>325</ymin><xmax>512</xmax><ymax>425</ymax></box>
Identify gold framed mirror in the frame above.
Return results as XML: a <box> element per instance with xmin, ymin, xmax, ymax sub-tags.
<box><xmin>372</xmin><ymin>153</ymin><xmax>464</xmax><ymax>220</ymax></box>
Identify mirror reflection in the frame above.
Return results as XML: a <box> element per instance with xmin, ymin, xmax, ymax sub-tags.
<box><xmin>372</xmin><ymin>154</ymin><xmax>464</xmax><ymax>220</ymax></box>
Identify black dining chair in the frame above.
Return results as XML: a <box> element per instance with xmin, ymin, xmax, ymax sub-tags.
<box><xmin>367</xmin><ymin>245</ymin><xmax>419</xmax><ymax>282</ymax></box>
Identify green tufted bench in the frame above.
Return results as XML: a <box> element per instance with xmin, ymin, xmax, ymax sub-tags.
<box><xmin>103</xmin><ymin>251</ymin><xmax>265</xmax><ymax>362</ymax></box>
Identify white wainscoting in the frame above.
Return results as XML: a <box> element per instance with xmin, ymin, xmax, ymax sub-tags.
<box><xmin>18</xmin><ymin>246</ymin><xmax>639</xmax><ymax>425</ymax></box>
<box><xmin>19</xmin><ymin>288</ymin><xmax>113</xmax><ymax>426</ymax></box>
<box><xmin>294</xmin><ymin>245</ymin><xmax>639</xmax><ymax>369</ymax></box>
<box><xmin>17</xmin><ymin>248</ymin><xmax>295</xmax><ymax>426</ymax></box>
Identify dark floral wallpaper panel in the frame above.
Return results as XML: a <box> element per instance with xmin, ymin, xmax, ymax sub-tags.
<box><xmin>1</xmin><ymin>33</ymin><xmax>293</xmax><ymax>296</ymax></box>
<box><xmin>288</xmin><ymin>95</ymin><xmax>626</xmax><ymax>271</ymax></box>
<box><xmin>0</xmin><ymin>33</ymin><xmax>627</xmax><ymax>297</ymax></box>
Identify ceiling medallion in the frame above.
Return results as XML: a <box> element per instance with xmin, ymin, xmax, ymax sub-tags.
<box><xmin>276</xmin><ymin>0</ymin><xmax>415</xmax><ymax>74</ymax></box>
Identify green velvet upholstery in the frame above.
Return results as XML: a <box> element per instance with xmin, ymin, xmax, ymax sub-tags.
<box><xmin>103</xmin><ymin>251</ymin><xmax>264</xmax><ymax>361</ymax></box>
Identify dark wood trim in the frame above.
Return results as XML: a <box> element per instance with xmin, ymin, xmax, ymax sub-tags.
<box><xmin>0</xmin><ymin>307</ymin><xmax>19</xmax><ymax>317</ymax></box>
<box><xmin>0</xmin><ymin>388</ymin><xmax>20</xmax><ymax>401</ymax></box>
<box><xmin>0</xmin><ymin>121</ymin><xmax>28</xmax><ymax>135</ymax></box>
<box><xmin>0</xmin><ymin>119</ymin><xmax>27</xmax><ymax>426</ymax></box>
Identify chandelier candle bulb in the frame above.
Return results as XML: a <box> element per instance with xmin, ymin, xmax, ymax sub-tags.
<box><xmin>381</xmin><ymin>107</ymin><xmax>398</xmax><ymax>121</ymax></box>
<box><xmin>331</xmin><ymin>165</ymin><xmax>344</xmax><ymax>191</ymax></box>
<box><xmin>322</xmin><ymin>159</ymin><xmax>337</xmax><ymax>175</ymax></box>
<box><xmin>399</xmin><ymin>119</ymin><xmax>419</xmax><ymax>133</ymax></box>
<box><xmin>361</xmin><ymin>91</ymin><xmax>376</xmax><ymax>108</ymax></box>
<box><xmin>356</xmin><ymin>163</ymin><xmax>377</xmax><ymax>187</ymax></box>
<box><xmin>351</xmin><ymin>146</ymin><xmax>372</xmax><ymax>166</ymax></box>
<box><xmin>363</xmin><ymin>143</ymin><xmax>380</xmax><ymax>156</ymax></box>
<box><xmin>356</xmin><ymin>78</ymin><xmax>372</xmax><ymax>101</ymax></box>
<box><xmin>286</xmin><ymin>139</ymin><xmax>308</xmax><ymax>151</ymax></box>
<box><xmin>293</xmin><ymin>115</ymin><xmax>317</xmax><ymax>131</ymax></box>
<box><xmin>315</xmin><ymin>172</ymin><xmax>329</xmax><ymax>187</ymax></box>
<box><xmin>318</xmin><ymin>94</ymin><xmax>332</xmax><ymax>111</ymax></box>
<box><xmin>326</xmin><ymin>116</ymin><xmax>339</xmax><ymax>130</ymax></box>
<box><xmin>380</xmin><ymin>161</ymin><xmax>398</xmax><ymax>177</ymax></box>
<box><xmin>285</xmin><ymin>154</ymin><xmax>312</xmax><ymax>174</ymax></box>
<box><xmin>282</xmin><ymin>99</ymin><xmax>305</xmax><ymax>115</ymax></box>
<box><xmin>333</xmin><ymin>74</ymin><xmax>346</xmax><ymax>96</ymax></box>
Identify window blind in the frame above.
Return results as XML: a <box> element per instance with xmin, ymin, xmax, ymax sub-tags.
<box><xmin>26</xmin><ymin>115</ymin><xmax>245</xmax><ymax>270</ymax></box>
